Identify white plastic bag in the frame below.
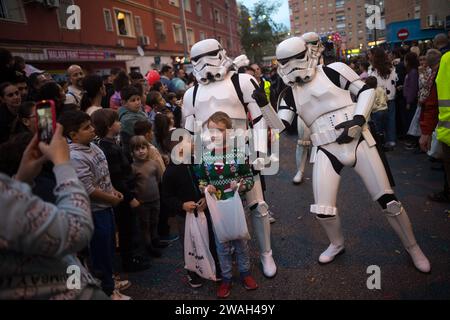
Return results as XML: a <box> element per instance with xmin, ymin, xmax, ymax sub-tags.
<box><xmin>428</xmin><ymin>130</ymin><xmax>443</xmax><ymax>160</ymax></box>
<box><xmin>407</xmin><ymin>106</ymin><xmax>422</xmax><ymax>137</ymax></box>
<box><xmin>205</xmin><ymin>188</ymin><xmax>251</xmax><ymax>243</ymax></box>
<box><xmin>184</xmin><ymin>211</ymin><xmax>216</xmax><ymax>281</ymax></box>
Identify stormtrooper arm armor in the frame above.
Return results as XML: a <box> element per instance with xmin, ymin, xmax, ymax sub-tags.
<box><xmin>182</xmin><ymin>86</ymin><xmax>196</xmax><ymax>134</ymax></box>
<box><xmin>278</xmin><ymin>98</ymin><xmax>296</xmax><ymax>129</ymax></box>
<box><xmin>327</xmin><ymin>62</ymin><xmax>375</xmax><ymax>121</ymax></box>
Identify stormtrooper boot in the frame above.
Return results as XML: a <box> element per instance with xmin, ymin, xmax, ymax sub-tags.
<box><xmin>384</xmin><ymin>201</ymin><xmax>431</xmax><ymax>273</ymax></box>
<box><xmin>317</xmin><ymin>215</ymin><xmax>345</xmax><ymax>264</ymax></box>
<box><xmin>252</xmin><ymin>203</ymin><xmax>277</xmax><ymax>278</ymax></box>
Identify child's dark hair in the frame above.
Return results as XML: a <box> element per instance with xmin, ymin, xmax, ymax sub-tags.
<box><xmin>38</xmin><ymin>81</ymin><xmax>61</xmax><ymax>103</ymax></box>
<box><xmin>365</xmin><ymin>76</ymin><xmax>378</xmax><ymax>89</ymax></box>
<box><xmin>80</xmin><ymin>74</ymin><xmax>104</xmax><ymax>112</ymax></box>
<box><xmin>154</xmin><ymin>112</ymin><xmax>172</xmax><ymax>153</ymax></box>
<box><xmin>146</xmin><ymin>90</ymin><xmax>162</xmax><ymax>107</ymax></box>
<box><xmin>175</xmin><ymin>90</ymin><xmax>185</xmax><ymax>100</ymax></box>
<box><xmin>134</xmin><ymin>119</ymin><xmax>152</xmax><ymax>136</ymax></box>
<box><xmin>120</xmin><ymin>85</ymin><xmax>141</xmax><ymax>102</ymax></box>
<box><xmin>166</xmin><ymin>92</ymin><xmax>177</xmax><ymax>102</ymax></box>
<box><xmin>58</xmin><ymin>110</ymin><xmax>91</xmax><ymax>138</ymax></box>
<box><xmin>129</xmin><ymin>71</ymin><xmax>144</xmax><ymax>81</ymax></box>
<box><xmin>151</xmin><ymin>81</ymin><xmax>164</xmax><ymax>92</ymax></box>
<box><xmin>90</xmin><ymin>109</ymin><xmax>119</xmax><ymax>138</ymax></box>
<box><xmin>130</xmin><ymin>135</ymin><xmax>151</xmax><ymax>156</ymax></box>
<box><xmin>132</xmin><ymin>82</ymin><xmax>144</xmax><ymax>97</ymax></box>
<box><xmin>113</xmin><ymin>71</ymin><xmax>130</xmax><ymax>92</ymax></box>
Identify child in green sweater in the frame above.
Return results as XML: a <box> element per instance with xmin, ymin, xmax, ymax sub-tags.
<box><xmin>194</xmin><ymin>111</ymin><xmax>258</xmax><ymax>299</ymax></box>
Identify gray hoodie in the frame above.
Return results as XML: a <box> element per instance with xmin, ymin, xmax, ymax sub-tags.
<box><xmin>69</xmin><ymin>142</ymin><xmax>114</xmax><ymax>213</ymax></box>
<box><xmin>0</xmin><ymin>164</ymin><xmax>101</xmax><ymax>300</ymax></box>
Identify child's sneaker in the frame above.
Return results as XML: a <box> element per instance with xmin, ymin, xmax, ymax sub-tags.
<box><xmin>242</xmin><ymin>275</ymin><xmax>258</xmax><ymax>290</ymax></box>
<box><xmin>159</xmin><ymin>234</ymin><xmax>179</xmax><ymax>243</ymax></box>
<box><xmin>110</xmin><ymin>290</ymin><xmax>132</xmax><ymax>300</ymax></box>
<box><xmin>187</xmin><ymin>272</ymin><xmax>203</xmax><ymax>288</ymax></box>
<box><xmin>114</xmin><ymin>279</ymin><xmax>131</xmax><ymax>291</ymax></box>
<box><xmin>217</xmin><ymin>282</ymin><xmax>232</xmax><ymax>299</ymax></box>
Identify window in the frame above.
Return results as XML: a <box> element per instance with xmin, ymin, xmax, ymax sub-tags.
<box><xmin>155</xmin><ymin>19</ymin><xmax>166</xmax><ymax>41</ymax></box>
<box><xmin>115</xmin><ymin>9</ymin><xmax>135</xmax><ymax>37</ymax></box>
<box><xmin>184</xmin><ymin>0</ymin><xmax>191</xmax><ymax>12</ymax></box>
<box><xmin>196</xmin><ymin>0</ymin><xmax>202</xmax><ymax>16</ymax></box>
<box><xmin>134</xmin><ymin>16</ymin><xmax>143</xmax><ymax>36</ymax></box>
<box><xmin>336</xmin><ymin>23</ymin><xmax>346</xmax><ymax>29</ymax></box>
<box><xmin>169</xmin><ymin>0</ymin><xmax>191</xmax><ymax>10</ymax></box>
<box><xmin>173</xmin><ymin>24</ymin><xmax>183</xmax><ymax>44</ymax></box>
<box><xmin>187</xmin><ymin>28</ymin><xmax>195</xmax><ymax>47</ymax></box>
<box><xmin>103</xmin><ymin>9</ymin><xmax>114</xmax><ymax>32</ymax></box>
<box><xmin>214</xmin><ymin>9</ymin><xmax>222</xmax><ymax>23</ymax></box>
<box><xmin>336</xmin><ymin>15</ymin><xmax>346</xmax><ymax>23</ymax></box>
<box><xmin>57</xmin><ymin>0</ymin><xmax>75</xmax><ymax>28</ymax></box>
<box><xmin>0</xmin><ymin>0</ymin><xmax>25</xmax><ymax>22</ymax></box>
<box><xmin>199</xmin><ymin>31</ymin><xmax>206</xmax><ymax>40</ymax></box>
<box><xmin>336</xmin><ymin>0</ymin><xmax>344</xmax><ymax>8</ymax></box>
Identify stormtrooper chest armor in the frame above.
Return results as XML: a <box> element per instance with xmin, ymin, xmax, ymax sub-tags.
<box><xmin>292</xmin><ymin>65</ymin><xmax>354</xmax><ymax>129</ymax></box>
<box><xmin>193</xmin><ymin>73</ymin><xmax>248</xmax><ymax>130</ymax></box>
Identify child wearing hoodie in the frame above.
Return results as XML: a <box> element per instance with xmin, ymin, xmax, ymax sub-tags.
<box><xmin>118</xmin><ymin>85</ymin><xmax>148</xmax><ymax>160</ymax></box>
<box><xmin>59</xmin><ymin>110</ymin><xmax>130</xmax><ymax>300</ymax></box>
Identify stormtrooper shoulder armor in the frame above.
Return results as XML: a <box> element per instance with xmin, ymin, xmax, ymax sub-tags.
<box><xmin>235</xmin><ymin>72</ymin><xmax>259</xmax><ymax>103</ymax></box>
<box><xmin>327</xmin><ymin>62</ymin><xmax>360</xmax><ymax>83</ymax></box>
<box><xmin>182</xmin><ymin>86</ymin><xmax>196</xmax><ymax>117</ymax></box>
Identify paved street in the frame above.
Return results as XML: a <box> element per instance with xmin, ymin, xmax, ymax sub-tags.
<box><xmin>124</xmin><ymin>132</ymin><xmax>450</xmax><ymax>300</ymax></box>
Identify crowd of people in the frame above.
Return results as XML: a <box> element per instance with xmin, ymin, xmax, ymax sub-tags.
<box><xmin>0</xmin><ymin>31</ymin><xmax>449</xmax><ymax>300</ymax></box>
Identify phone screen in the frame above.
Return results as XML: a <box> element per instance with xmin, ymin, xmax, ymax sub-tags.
<box><xmin>37</xmin><ymin>103</ymin><xmax>54</xmax><ymax>143</ymax></box>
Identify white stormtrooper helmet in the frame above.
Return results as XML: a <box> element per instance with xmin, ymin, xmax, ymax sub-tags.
<box><xmin>276</xmin><ymin>35</ymin><xmax>321</xmax><ymax>86</ymax></box>
<box><xmin>190</xmin><ymin>39</ymin><xmax>234</xmax><ymax>85</ymax></box>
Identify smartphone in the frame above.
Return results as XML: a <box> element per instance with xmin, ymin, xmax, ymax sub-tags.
<box><xmin>35</xmin><ymin>100</ymin><xmax>56</xmax><ymax>144</ymax></box>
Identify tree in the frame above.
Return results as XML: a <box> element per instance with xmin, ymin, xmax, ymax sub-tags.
<box><xmin>238</xmin><ymin>0</ymin><xmax>288</xmax><ymax>63</ymax></box>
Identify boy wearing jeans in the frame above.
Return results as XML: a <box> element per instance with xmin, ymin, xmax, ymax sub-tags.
<box><xmin>194</xmin><ymin>112</ymin><xmax>258</xmax><ymax>299</ymax></box>
<box><xmin>59</xmin><ymin>110</ymin><xmax>129</xmax><ymax>300</ymax></box>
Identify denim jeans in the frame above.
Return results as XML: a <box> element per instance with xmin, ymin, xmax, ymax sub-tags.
<box><xmin>214</xmin><ymin>236</ymin><xmax>251</xmax><ymax>283</ymax></box>
<box><xmin>90</xmin><ymin>207</ymin><xmax>116</xmax><ymax>296</ymax></box>
<box><xmin>371</xmin><ymin>110</ymin><xmax>387</xmax><ymax>137</ymax></box>
<box><xmin>386</xmin><ymin>99</ymin><xmax>397</xmax><ymax>144</ymax></box>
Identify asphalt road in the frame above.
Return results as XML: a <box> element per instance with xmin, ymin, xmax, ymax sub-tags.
<box><xmin>124</xmin><ymin>132</ymin><xmax>450</xmax><ymax>300</ymax></box>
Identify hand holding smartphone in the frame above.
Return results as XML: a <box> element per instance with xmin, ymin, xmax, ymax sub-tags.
<box><xmin>35</xmin><ymin>100</ymin><xmax>56</xmax><ymax>144</ymax></box>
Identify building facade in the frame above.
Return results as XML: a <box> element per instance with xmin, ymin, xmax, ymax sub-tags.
<box><xmin>289</xmin><ymin>0</ymin><xmax>386</xmax><ymax>53</ymax></box>
<box><xmin>0</xmin><ymin>0</ymin><xmax>241</xmax><ymax>76</ymax></box>
<box><xmin>385</xmin><ymin>0</ymin><xmax>448</xmax><ymax>44</ymax></box>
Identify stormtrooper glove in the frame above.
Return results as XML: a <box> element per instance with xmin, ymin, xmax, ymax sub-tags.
<box><xmin>252</xmin><ymin>86</ymin><xmax>269</xmax><ymax>108</ymax></box>
<box><xmin>335</xmin><ymin>115</ymin><xmax>366</xmax><ymax>144</ymax></box>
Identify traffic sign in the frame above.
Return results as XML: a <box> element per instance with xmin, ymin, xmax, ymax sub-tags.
<box><xmin>397</xmin><ymin>28</ymin><xmax>409</xmax><ymax>40</ymax></box>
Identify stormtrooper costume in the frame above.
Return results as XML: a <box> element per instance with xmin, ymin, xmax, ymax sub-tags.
<box><xmin>182</xmin><ymin>39</ymin><xmax>277</xmax><ymax>277</ymax></box>
<box><xmin>276</xmin><ymin>33</ymin><xmax>431</xmax><ymax>273</ymax></box>
<box><xmin>293</xmin><ymin>117</ymin><xmax>310</xmax><ymax>184</ymax></box>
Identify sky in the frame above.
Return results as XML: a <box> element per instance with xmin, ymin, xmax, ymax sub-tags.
<box><xmin>238</xmin><ymin>0</ymin><xmax>291</xmax><ymax>30</ymax></box>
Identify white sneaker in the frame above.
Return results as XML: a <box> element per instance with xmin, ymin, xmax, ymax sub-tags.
<box><xmin>292</xmin><ymin>171</ymin><xmax>303</xmax><ymax>184</ymax></box>
<box><xmin>318</xmin><ymin>244</ymin><xmax>345</xmax><ymax>264</ymax></box>
<box><xmin>260</xmin><ymin>250</ymin><xmax>277</xmax><ymax>278</ymax></box>
<box><xmin>114</xmin><ymin>279</ymin><xmax>131</xmax><ymax>291</ymax></box>
<box><xmin>407</xmin><ymin>245</ymin><xmax>431</xmax><ymax>273</ymax></box>
<box><xmin>110</xmin><ymin>290</ymin><xmax>132</xmax><ymax>300</ymax></box>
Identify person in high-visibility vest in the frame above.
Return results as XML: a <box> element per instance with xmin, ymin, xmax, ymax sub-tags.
<box><xmin>435</xmin><ymin>50</ymin><xmax>450</xmax><ymax>203</ymax></box>
<box><xmin>250</xmin><ymin>63</ymin><xmax>271</xmax><ymax>102</ymax></box>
